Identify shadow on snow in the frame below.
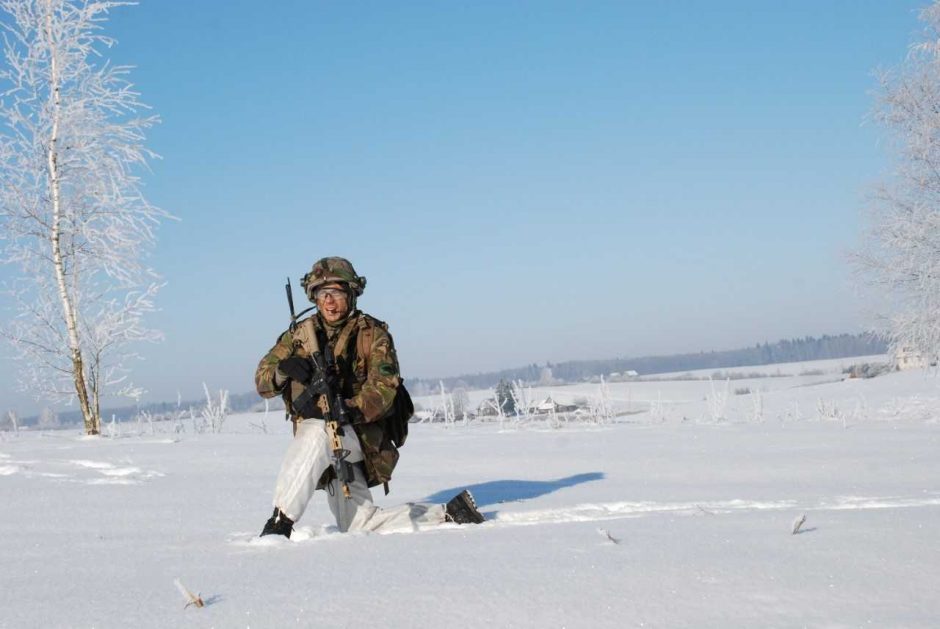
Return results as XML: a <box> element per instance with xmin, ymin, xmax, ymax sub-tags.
<box><xmin>425</xmin><ymin>472</ymin><xmax>604</xmax><ymax>511</ymax></box>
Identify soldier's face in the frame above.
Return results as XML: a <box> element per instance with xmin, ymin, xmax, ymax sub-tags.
<box><xmin>315</xmin><ymin>282</ymin><xmax>350</xmax><ymax>323</ymax></box>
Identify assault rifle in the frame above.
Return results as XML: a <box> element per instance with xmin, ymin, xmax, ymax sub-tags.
<box><xmin>285</xmin><ymin>277</ymin><xmax>354</xmax><ymax>499</ymax></box>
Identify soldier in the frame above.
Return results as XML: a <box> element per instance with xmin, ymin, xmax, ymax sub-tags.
<box><xmin>255</xmin><ymin>256</ymin><xmax>484</xmax><ymax>537</ymax></box>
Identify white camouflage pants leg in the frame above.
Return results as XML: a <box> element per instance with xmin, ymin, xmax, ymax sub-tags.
<box><xmin>327</xmin><ymin>463</ymin><xmax>446</xmax><ymax>533</ymax></box>
<box><xmin>272</xmin><ymin>418</ymin><xmax>446</xmax><ymax>533</ymax></box>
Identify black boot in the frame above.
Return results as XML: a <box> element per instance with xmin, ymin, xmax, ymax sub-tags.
<box><xmin>445</xmin><ymin>490</ymin><xmax>485</xmax><ymax>524</ymax></box>
<box><xmin>260</xmin><ymin>507</ymin><xmax>294</xmax><ymax>538</ymax></box>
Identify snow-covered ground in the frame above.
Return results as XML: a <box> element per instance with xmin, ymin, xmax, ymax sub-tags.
<box><xmin>2</xmin><ymin>360</ymin><xmax>939</xmax><ymax>628</ymax></box>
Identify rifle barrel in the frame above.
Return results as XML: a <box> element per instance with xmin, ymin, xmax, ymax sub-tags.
<box><xmin>286</xmin><ymin>277</ymin><xmax>296</xmax><ymax>322</ymax></box>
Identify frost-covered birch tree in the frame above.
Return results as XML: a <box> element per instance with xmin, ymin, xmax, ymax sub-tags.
<box><xmin>859</xmin><ymin>2</ymin><xmax>940</xmax><ymax>363</ymax></box>
<box><xmin>0</xmin><ymin>0</ymin><xmax>166</xmax><ymax>434</ymax></box>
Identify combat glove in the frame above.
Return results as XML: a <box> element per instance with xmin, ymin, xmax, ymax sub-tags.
<box><xmin>293</xmin><ymin>399</ymin><xmax>319</xmax><ymax>419</ymax></box>
<box><xmin>291</xmin><ymin>371</ymin><xmax>336</xmax><ymax>419</ymax></box>
<box><xmin>278</xmin><ymin>356</ymin><xmax>313</xmax><ymax>384</ymax></box>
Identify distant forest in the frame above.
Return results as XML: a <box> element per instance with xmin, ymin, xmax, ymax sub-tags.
<box><xmin>409</xmin><ymin>333</ymin><xmax>888</xmax><ymax>393</ymax></box>
<box><xmin>25</xmin><ymin>332</ymin><xmax>887</xmax><ymax>427</ymax></box>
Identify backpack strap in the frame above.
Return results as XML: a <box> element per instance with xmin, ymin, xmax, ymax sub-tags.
<box><xmin>357</xmin><ymin>314</ymin><xmax>389</xmax><ymax>357</ymax></box>
<box><xmin>332</xmin><ymin>314</ymin><xmax>361</xmax><ymax>361</ymax></box>
<box><xmin>356</xmin><ymin>316</ymin><xmax>374</xmax><ymax>362</ymax></box>
<box><xmin>294</xmin><ymin>314</ymin><xmax>361</xmax><ymax>359</ymax></box>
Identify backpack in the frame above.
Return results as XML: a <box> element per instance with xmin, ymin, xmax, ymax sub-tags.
<box><xmin>350</xmin><ymin>316</ymin><xmax>414</xmax><ymax>447</ymax></box>
<box><xmin>383</xmin><ymin>381</ymin><xmax>414</xmax><ymax>447</ymax></box>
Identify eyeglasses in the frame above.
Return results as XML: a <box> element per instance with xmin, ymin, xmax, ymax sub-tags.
<box><xmin>314</xmin><ymin>287</ymin><xmax>348</xmax><ymax>302</ymax></box>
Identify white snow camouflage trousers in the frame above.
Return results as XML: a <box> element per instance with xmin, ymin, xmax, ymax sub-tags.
<box><xmin>272</xmin><ymin>418</ymin><xmax>446</xmax><ymax>533</ymax></box>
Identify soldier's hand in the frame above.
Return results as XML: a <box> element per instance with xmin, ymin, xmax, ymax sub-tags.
<box><xmin>307</xmin><ymin>371</ymin><xmax>331</xmax><ymax>396</ymax></box>
<box><xmin>294</xmin><ymin>396</ymin><xmax>320</xmax><ymax>419</ymax></box>
<box><xmin>278</xmin><ymin>356</ymin><xmax>313</xmax><ymax>384</ymax></box>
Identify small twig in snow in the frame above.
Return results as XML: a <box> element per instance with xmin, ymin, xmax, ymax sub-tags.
<box><xmin>174</xmin><ymin>578</ymin><xmax>204</xmax><ymax>609</ymax></box>
<box><xmin>597</xmin><ymin>528</ymin><xmax>621</xmax><ymax>545</ymax></box>
<box><xmin>791</xmin><ymin>514</ymin><xmax>807</xmax><ymax>535</ymax></box>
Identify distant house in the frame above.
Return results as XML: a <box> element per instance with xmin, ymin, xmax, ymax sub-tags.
<box><xmin>412</xmin><ymin>409</ymin><xmax>436</xmax><ymax>422</ymax></box>
<box><xmin>413</xmin><ymin>408</ymin><xmax>449</xmax><ymax>422</ymax></box>
<box><xmin>894</xmin><ymin>346</ymin><xmax>928</xmax><ymax>370</ymax></box>
<box><xmin>530</xmin><ymin>397</ymin><xmax>579</xmax><ymax>414</ymax></box>
<box><xmin>608</xmin><ymin>370</ymin><xmax>638</xmax><ymax>381</ymax></box>
<box><xmin>476</xmin><ymin>399</ymin><xmax>502</xmax><ymax>417</ymax></box>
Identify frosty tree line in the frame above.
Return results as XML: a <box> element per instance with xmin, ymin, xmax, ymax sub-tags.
<box><xmin>0</xmin><ymin>0</ymin><xmax>167</xmax><ymax>435</ymax></box>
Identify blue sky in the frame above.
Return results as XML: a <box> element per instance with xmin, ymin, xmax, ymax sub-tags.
<box><xmin>0</xmin><ymin>0</ymin><xmax>927</xmax><ymax>415</ymax></box>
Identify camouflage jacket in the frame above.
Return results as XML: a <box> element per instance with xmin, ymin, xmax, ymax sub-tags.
<box><xmin>255</xmin><ymin>310</ymin><xmax>402</xmax><ymax>490</ymax></box>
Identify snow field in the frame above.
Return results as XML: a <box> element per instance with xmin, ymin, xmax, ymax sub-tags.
<box><xmin>0</xmin><ymin>364</ymin><xmax>938</xmax><ymax>627</ymax></box>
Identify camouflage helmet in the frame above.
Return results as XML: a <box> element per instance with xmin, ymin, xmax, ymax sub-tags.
<box><xmin>301</xmin><ymin>256</ymin><xmax>367</xmax><ymax>301</ymax></box>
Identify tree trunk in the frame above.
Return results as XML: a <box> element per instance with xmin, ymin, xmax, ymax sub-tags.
<box><xmin>91</xmin><ymin>352</ymin><xmax>101</xmax><ymax>434</ymax></box>
<box><xmin>45</xmin><ymin>3</ymin><xmax>97</xmax><ymax>435</ymax></box>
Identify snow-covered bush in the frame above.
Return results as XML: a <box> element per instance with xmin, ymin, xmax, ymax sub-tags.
<box><xmin>749</xmin><ymin>389</ymin><xmax>765</xmax><ymax>423</ymax></box>
<box><xmin>705</xmin><ymin>377</ymin><xmax>731</xmax><ymax>423</ymax></box>
<box><xmin>198</xmin><ymin>384</ymin><xmax>228</xmax><ymax>434</ymax></box>
<box><xmin>249</xmin><ymin>399</ymin><xmax>270</xmax><ymax>434</ymax></box>
<box><xmin>843</xmin><ymin>362</ymin><xmax>892</xmax><ymax>379</ymax></box>
<box><xmin>1</xmin><ymin>410</ymin><xmax>18</xmax><ymax>434</ymax></box>
<box><xmin>815</xmin><ymin>398</ymin><xmax>845</xmax><ymax>426</ymax></box>
<box><xmin>510</xmin><ymin>380</ymin><xmax>533</xmax><ymax>424</ymax></box>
